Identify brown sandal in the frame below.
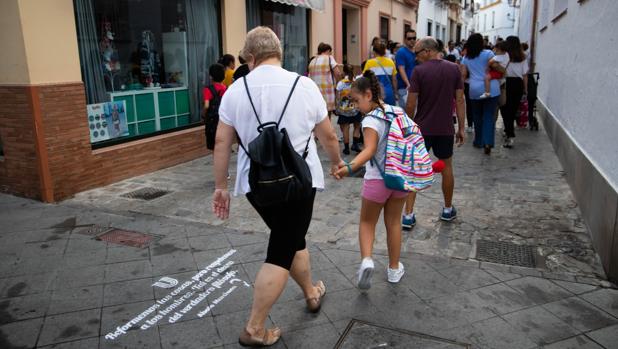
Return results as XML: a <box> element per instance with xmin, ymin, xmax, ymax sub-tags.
<box><xmin>306</xmin><ymin>280</ymin><xmax>326</xmax><ymax>313</ymax></box>
<box><xmin>239</xmin><ymin>327</ymin><xmax>281</xmax><ymax>347</ymax></box>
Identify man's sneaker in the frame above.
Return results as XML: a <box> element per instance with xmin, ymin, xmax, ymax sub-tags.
<box><xmin>402</xmin><ymin>214</ymin><xmax>416</xmax><ymax>230</ymax></box>
<box><xmin>503</xmin><ymin>137</ymin><xmax>514</xmax><ymax>148</ymax></box>
<box><xmin>357</xmin><ymin>257</ymin><xmax>374</xmax><ymax>290</ymax></box>
<box><xmin>440</xmin><ymin>206</ymin><xmax>458</xmax><ymax>221</ymax></box>
<box><xmin>387</xmin><ymin>262</ymin><xmax>405</xmax><ymax>283</ymax></box>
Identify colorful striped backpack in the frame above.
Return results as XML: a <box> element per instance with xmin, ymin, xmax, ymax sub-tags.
<box><xmin>368</xmin><ymin>105</ymin><xmax>434</xmax><ymax>192</ymax></box>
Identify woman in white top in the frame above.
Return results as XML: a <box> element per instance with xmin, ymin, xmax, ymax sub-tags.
<box><xmin>499</xmin><ymin>35</ymin><xmax>529</xmax><ymax>148</ymax></box>
<box><xmin>212</xmin><ymin>27</ymin><xmax>342</xmax><ymax>346</ymax></box>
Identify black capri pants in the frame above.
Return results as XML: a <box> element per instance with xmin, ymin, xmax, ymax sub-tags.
<box><xmin>246</xmin><ymin>189</ymin><xmax>316</xmax><ymax>270</ymax></box>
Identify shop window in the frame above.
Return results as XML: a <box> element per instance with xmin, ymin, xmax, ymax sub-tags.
<box><xmin>74</xmin><ymin>0</ymin><xmax>221</xmax><ymax>148</ymax></box>
<box><xmin>379</xmin><ymin>16</ymin><xmax>390</xmax><ymax>41</ymax></box>
<box><xmin>246</xmin><ymin>0</ymin><xmax>308</xmax><ymax>75</ymax></box>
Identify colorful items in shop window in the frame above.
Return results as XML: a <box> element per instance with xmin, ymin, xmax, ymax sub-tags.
<box><xmin>99</xmin><ymin>20</ymin><xmax>121</xmax><ymax>91</ymax></box>
<box><xmin>138</xmin><ymin>30</ymin><xmax>161</xmax><ymax>87</ymax></box>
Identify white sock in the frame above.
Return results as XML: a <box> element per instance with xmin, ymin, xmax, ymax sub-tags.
<box><xmin>405</xmin><ymin>213</ymin><xmax>415</xmax><ymax>219</ymax></box>
<box><xmin>443</xmin><ymin>207</ymin><xmax>453</xmax><ymax>213</ymax></box>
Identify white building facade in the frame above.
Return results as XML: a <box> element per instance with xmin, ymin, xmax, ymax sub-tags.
<box><xmin>474</xmin><ymin>0</ymin><xmax>519</xmax><ymax>43</ymax></box>
<box><xmin>417</xmin><ymin>0</ymin><xmax>450</xmax><ymax>41</ymax></box>
<box><xmin>518</xmin><ymin>0</ymin><xmax>618</xmax><ymax>281</ymax></box>
<box><xmin>417</xmin><ymin>0</ymin><xmax>475</xmax><ymax>44</ymax></box>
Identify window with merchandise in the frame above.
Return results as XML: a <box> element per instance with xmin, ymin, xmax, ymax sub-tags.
<box><xmin>74</xmin><ymin>0</ymin><xmax>221</xmax><ymax>148</ymax></box>
<box><xmin>246</xmin><ymin>0</ymin><xmax>309</xmax><ymax>75</ymax></box>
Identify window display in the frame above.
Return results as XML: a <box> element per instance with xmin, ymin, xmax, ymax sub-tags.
<box><xmin>246</xmin><ymin>0</ymin><xmax>308</xmax><ymax>75</ymax></box>
<box><xmin>74</xmin><ymin>0</ymin><xmax>221</xmax><ymax>146</ymax></box>
<box><xmin>87</xmin><ymin>101</ymin><xmax>130</xmax><ymax>143</ymax></box>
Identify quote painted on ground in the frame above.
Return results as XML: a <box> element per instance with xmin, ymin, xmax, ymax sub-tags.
<box><xmin>105</xmin><ymin>249</ymin><xmax>250</xmax><ymax>340</ymax></box>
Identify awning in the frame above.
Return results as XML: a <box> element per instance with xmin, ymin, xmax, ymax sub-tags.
<box><xmin>268</xmin><ymin>0</ymin><xmax>325</xmax><ymax>11</ymax></box>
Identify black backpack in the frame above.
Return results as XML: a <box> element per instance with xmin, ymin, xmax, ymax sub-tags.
<box><xmin>204</xmin><ymin>85</ymin><xmax>221</xmax><ymax>150</ymax></box>
<box><xmin>238</xmin><ymin>75</ymin><xmax>313</xmax><ymax>207</ymax></box>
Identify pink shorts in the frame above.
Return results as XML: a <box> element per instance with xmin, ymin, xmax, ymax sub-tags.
<box><xmin>362</xmin><ymin>179</ymin><xmax>408</xmax><ymax>204</ymax></box>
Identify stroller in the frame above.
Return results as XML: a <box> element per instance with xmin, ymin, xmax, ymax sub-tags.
<box><xmin>526</xmin><ymin>72</ymin><xmax>540</xmax><ymax>131</ymax></box>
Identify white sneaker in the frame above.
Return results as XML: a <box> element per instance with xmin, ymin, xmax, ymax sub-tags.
<box><xmin>466</xmin><ymin>126</ymin><xmax>473</xmax><ymax>133</ymax></box>
<box><xmin>357</xmin><ymin>257</ymin><xmax>374</xmax><ymax>290</ymax></box>
<box><xmin>387</xmin><ymin>262</ymin><xmax>405</xmax><ymax>283</ymax></box>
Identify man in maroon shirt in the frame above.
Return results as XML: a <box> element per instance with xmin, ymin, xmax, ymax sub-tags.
<box><xmin>403</xmin><ymin>37</ymin><xmax>466</xmax><ymax>227</ymax></box>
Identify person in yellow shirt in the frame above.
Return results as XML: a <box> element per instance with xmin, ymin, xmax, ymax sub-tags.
<box><xmin>219</xmin><ymin>54</ymin><xmax>236</xmax><ymax>87</ymax></box>
<box><xmin>362</xmin><ymin>42</ymin><xmax>398</xmax><ymax>105</ymax></box>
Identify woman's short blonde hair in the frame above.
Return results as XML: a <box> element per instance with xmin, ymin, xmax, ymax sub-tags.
<box><xmin>241</xmin><ymin>26</ymin><xmax>283</xmax><ymax>65</ymax></box>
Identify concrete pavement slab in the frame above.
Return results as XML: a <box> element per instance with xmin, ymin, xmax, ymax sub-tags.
<box><xmin>506</xmin><ymin>276</ymin><xmax>575</xmax><ymax>305</ymax></box>
<box><xmin>47</xmin><ymin>285</ymin><xmax>103</xmax><ymax>315</ymax></box>
<box><xmin>501</xmin><ymin>305</ymin><xmax>579</xmax><ymax>345</ymax></box>
<box><xmin>542</xmin><ymin>296</ymin><xmax>618</xmax><ymax>332</ymax></box>
<box><xmin>38</xmin><ymin>308</ymin><xmax>101</xmax><ymax>347</ymax></box>
<box><xmin>585</xmin><ymin>323</ymin><xmax>618</xmax><ymax>349</ymax></box>
<box><xmin>579</xmin><ymin>288</ymin><xmax>618</xmax><ymax>318</ymax></box>
<box><xmin>0</xmin><ymin>317</ymin><xmax>44</xmax><ymax>348</ymax></box>
<box><xmin>541</xmin><ymin>335</ymin><xmax>605</xmax><ymax>349</ymax></box>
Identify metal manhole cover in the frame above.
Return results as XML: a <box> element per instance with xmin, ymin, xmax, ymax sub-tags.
<box><xmin>96</xmin><ymin>229</ymin><xmax>157</xmax><ymax>248</ymax></box>
<box><xmin>334</xmin><ymin>319</ymin><xmax>470</xmax><ymax>349</ymax></box>
<box><xmin>476</xmin><ymin>240</ymin><xmax>536</xmax><ymax>268</ymax></box>
<box><xmin>121</xmin><ymin>187</ymin><xmax>170</xmax><ymax>200</ymax></box>
<box><xmin>73</xmin><ymin>224</ymin><xmax>112</xmax><ymax>236</ymax></box>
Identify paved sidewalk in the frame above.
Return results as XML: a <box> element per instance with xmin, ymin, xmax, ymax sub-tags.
<box><xmin>0</xmin><ymin>194</ymin><xmax>617</xmax><ymax>349</ymax></box>
<box><xmin>1</xmin><ymin>122</ymin><xmax>618</xmax><ymax>348</ymax></box>
<box><xmin>67</xmin><ymin>122</ymin><xmax>604</xmax><ymax>279</ymax></box>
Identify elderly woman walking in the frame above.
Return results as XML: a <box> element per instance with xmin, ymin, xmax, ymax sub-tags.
<box><xmin>308</xmin><ymin>43</ymin><xmax>342</xmax><ymax>118</ymax></box>
<box><xmin>212</xmin><ymin>27</ymin><xmax>343</xmax><ymax>347</ymax></box>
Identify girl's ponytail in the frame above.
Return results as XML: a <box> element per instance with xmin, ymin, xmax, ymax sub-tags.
<box><xmin>356</xmin><ymin>70</ymin><xmax>384</xmax><ymax>110</ymax></box>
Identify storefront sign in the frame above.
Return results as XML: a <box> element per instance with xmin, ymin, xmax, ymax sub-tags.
<box><xmin>104</xmin><ymin>249</ymin><xmax>250</xmax><ymax>341</ymax></box>
<box><xmin>87</xmin><ymin>101</ymin><xmax>129</xmax><ymax>143</ymax></box>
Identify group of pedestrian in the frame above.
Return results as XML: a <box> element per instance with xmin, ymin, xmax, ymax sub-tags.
<box><xmin>460</xmin><ymin>33</ymin><xmax>529</xmax><ymax>153</ymax></box>
<box><xmin>206</xmin><ymin>26</ymin><xmax>530</xmax><ymax>347</ymax></box>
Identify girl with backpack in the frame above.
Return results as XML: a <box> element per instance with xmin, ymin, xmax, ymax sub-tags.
<box><xmin>335</xmin><ymin>64</ymin><xmax>363</xmax><ymax>155</ymax></box>
<box><xmin>334</xmin><ymin>70</ymin><xmax>432</xmax><ymax>290</ymax></box>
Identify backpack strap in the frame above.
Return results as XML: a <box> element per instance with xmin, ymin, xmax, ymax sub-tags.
<box><xmin>238</xmin><ymin>75</ymin><xmax>308</xmax><ymax>159</ymax></box>
<box><xmin>243</xmin><ymin>76</ymin><xmax>263</xmax><ymax>125</ymax></box>
<box><xmin>277</xmin><ymin>75</ymin><xmax>301</xmax><ymax>126</ymax></box>
<box><xmin>374</xmin><ymin>59</ymin><xmax>393</xmax><ymax>90</ymax></box>
<box><xmin>208</xmin><ymin>85</ymin><xmax>221</xmax><ymax>105</ymax></box>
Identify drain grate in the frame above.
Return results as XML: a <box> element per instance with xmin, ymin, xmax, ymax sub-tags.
<box><xmin>335</xmin><ymin>319</ymin><xmax>470</xmax><ymax>349</ymax></box>
<box><xmin>476</xmin><ymin>240</ymin><xmax>536</xmax><ymax>268</ymax></box>
<box><xmin>96</xmin><ymin>229</ymin><xmax>157</xmax><ymax>248</ymax></box>
<box><xmin>73</xmin><ymin>224</ymin><xmax>112</xmax><ymax>236</ymax></box>
<box><xmin>121</xmin><ymin>187</ymin><xmax>170</xmax><ymax>201</ymax></box>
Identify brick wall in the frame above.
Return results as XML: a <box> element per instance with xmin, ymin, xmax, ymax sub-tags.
<box><xmin>0</xmin><ymin>86</ymin><xmax>41</xmax><ymax>199</ymax></box>
<box><xmin>0</xmin><ymin>82</ymin><xmax>208</xmax><ymax>202</ymax></box>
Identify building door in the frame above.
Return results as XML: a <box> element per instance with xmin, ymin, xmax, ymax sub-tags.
<box><xmin>342</xmin><ymin>4</ymin><xmax>361</xmax><ymax>66</ymax></box>
<box><xmin>457</xmin><ymin>24</ymin><xmax>462</xmax><ymax>42</ymax></box>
